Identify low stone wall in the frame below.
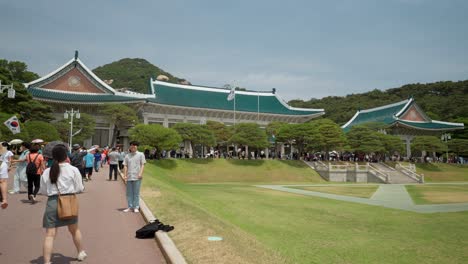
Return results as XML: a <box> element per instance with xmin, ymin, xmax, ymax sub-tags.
<box><xmin>309</xmin><ymin>162</ymin><xmax>387</xmax><ymax>183</ymax></box>
<box><xmin>367</xmin><ymin>173</ymin><xmax>386</xmax><ymax>183</ymax></box>
<box><xmin>329</xmin><ymin>171</ymin><xmax>347</xmax><ymax>182</ymax></box>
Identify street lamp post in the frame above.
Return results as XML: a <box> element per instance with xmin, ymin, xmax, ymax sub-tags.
<box><xmin>0</xmin><ymin>81</ymin><xmax>15</xmax><ymax>98</ymax></box>
<box><xmin>64</xmin><ymin>109</ymin><xmax>80</xmax><ymax>148</ymax></box>
<box><xmin>441</xmin><ymin>133</ymin><xmax>451</xmax><ymax>163</ymax></box>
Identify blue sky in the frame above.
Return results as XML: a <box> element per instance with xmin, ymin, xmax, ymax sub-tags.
<box><xmin>1</xmin><ymin>0</ymin><xmax>467</xmax><ymax>100</ymax></box>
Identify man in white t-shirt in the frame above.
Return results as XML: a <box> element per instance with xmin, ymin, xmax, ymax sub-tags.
<box><xmin>122</xmin><ymin>141</ymin><xmax>146</xmax><ymax>213</ymax></box>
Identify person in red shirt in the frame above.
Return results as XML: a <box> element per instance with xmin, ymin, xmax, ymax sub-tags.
<box><xmin>26</xmin><ymin>144</ymin><xmax>45</xmax><ymax>204</ymax></box>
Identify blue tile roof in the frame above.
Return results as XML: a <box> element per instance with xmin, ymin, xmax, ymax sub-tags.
<box><xmin>342</xmin><ymin>98</ymin><xmax>464</xmax><ymax>132</ymax></box>
<box><xmin>148</xmin><ymin>80</ymin><xmax>324</xmax><ymax>116</ymax></box>
<box><xmin>28</xmin><ymin>87</ymin><xmax>146</xmax><ymax>104</ymax></box>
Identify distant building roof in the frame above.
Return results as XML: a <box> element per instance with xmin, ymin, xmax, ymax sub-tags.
<box><xmin>24</xmin><ymin>52</ymin><xmax>324</xmax><ymax>119</ymax></box>
<box><xmin>342</xmin><ymin>98</ymin><xmax>464</xmax><ymax>132</ymax></box>
<box><xmin>24</xmin><ymin>53</ymin><xmax>153</xmax><ymax>103</ymax></box>
<box><xmin>149</xmin><ymin>79</ymin><xmax>324</xmax><ymax>116</ymax></box>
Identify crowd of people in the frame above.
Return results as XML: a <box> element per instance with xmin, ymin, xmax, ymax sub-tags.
<box><xmin>0</xmin><ymin>140</ymin><xmax>146</xmax><ymax>263</ymax></box>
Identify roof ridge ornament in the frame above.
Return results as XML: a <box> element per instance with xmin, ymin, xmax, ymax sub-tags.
<box><xmin>74</xmin><ymin>50</ymin><xmax>79</xmax><ymax>61</ymax></box>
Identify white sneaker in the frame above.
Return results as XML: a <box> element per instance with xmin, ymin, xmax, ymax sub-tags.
<box><xmin>123</xmin><ymin>208</ymin><xmax>132</xmax><ymax>213</ymax></box>
<box><xmin>77</xmin><ymin>250</ymin><xmax>87</xmax><ymax>261</ymax></box>
<box><xmin>134</xmin><ymin>208</ymin><xmax>140</xmax><ymax>213</ymax></box>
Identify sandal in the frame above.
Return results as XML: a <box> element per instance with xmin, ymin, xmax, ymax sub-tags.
<box><xmin>1</xmin><ymin>202</ymin><xmax>8</xmax><ymax>209</ymax></box>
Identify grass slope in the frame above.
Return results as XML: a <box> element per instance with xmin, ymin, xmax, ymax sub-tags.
<box><xmin>416</xmin><ymin>163</ymin><xmax>468</xmax><ymax>182</ymax></box>
<box><xmin>155</xmin><ymin>159</ymin><xmax>324</xmax><ymax>184</ymax></box>
<box><xmin>142</xmin><ymin>159</ymin><xmax>468</xmax><ymax>264</ymax></box>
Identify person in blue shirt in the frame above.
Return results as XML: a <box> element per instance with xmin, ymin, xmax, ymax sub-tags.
<box><xmin>83</xmin><ymin>149</ymin><xmax>95</xmax><ymax>181</ymax></box>
<box><xmin>93</xmin><ymin>149</ymin><xmax>102</xmax><ymax>172</ymax></box>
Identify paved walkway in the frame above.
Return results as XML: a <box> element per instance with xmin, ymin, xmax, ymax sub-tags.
<box><xmin>0</xmin><ymin>165</ymin><xmax>165</xmax><ymax>264</ymax></box>
<box><xmin>256</xmin><ymin>183</ymin><xmax>468</xmax><ymax>213</ymax></box>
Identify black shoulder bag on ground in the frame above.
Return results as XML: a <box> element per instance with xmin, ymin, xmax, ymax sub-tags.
<box><xmin>136</xmin><ymin>219</ymin><xmax>174</xmax><ymax>239</ymax></box>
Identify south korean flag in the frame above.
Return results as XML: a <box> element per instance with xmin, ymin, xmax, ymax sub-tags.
<box><xmin>4</xmin><ymin>116</ymin><xmax>21</xmax><ymax>134</ymax></box>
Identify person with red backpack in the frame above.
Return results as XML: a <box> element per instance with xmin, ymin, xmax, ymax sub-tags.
<box><xmin>26</xmin><ymin>144</ymin><xmax>45</xmax><ymax>204</ymax></box>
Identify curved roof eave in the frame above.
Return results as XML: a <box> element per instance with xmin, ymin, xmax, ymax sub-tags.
<box><xmin>24</xmin><ymin>58</ymin><xmax>118</xmax><ymax>94</ymax></box>
<box><xmin>432</xmin><ymin>120</ymin><xmax>465</xmax><ymax>127</ymax></box>
<box><xmin>394</xmin><ymin>98</ymin><xmax>414</xmax><ymax>117</ymax></box>
<box><xmin>273</xmin><ymin>92</ymin><xmax>324</xmax><ymax>112</ymax></box>
<box><xmin>393</xmin><ymin>120</ymin><xmax>465</xmax><ymax>131</ymax></box>
<box><xmin>144</xmin><ymin>101</ymin><xmax>324</xmax><ymax>118</ymax></box>
<box><xmin>33</xmin><ymin>97</ymin><xmax>146</xmax><ymax>105</ymax></box>
<box><xmin>341</xmin><ymin>110</ymin><xmax>360</xmax><ymax>129</ymax></box>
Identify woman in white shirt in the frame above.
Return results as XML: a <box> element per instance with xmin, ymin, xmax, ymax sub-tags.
<box><xmin>0</xmin><ymin>142</ymin><xmax>14</xmax><ymax>209</ymax></box>
<box><xmin>39</xmin><ymin>144</ymin><xmax>87</xmax><ymax>263</ymax></box>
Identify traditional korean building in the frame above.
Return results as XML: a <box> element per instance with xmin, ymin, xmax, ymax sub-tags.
<box><xmin>341</xmin><ymin>98</ymin><xmax>464</xmax><ymax>158</ymax></box>
<box><xmin>24</xmin><ymin>52</ymin><xmax>324</xmax><ymax>149</ymax></box>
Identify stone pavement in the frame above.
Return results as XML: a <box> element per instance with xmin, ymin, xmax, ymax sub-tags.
<box><xmin>256</xmin><ymin>183</ymin><xmax>468</xmax><ymax>213</ymax></box>
<box><xmin>0</xmin><ymin>165</ymin><xmax>165</xmax><ymax>264</ymax></box>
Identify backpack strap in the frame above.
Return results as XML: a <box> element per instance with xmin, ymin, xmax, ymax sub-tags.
<box><xmin>30</xmin><ymin>153</ymin><xmax>39</xmax><ymax>163</ymax></box>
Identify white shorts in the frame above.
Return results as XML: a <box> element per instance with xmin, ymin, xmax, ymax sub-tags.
<box><xmin>0</xmin><ymin>163</ymin><xmax>9</xmax><ymax>179</ymax></box>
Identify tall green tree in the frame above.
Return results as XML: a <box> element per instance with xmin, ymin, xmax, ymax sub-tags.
<box><xmin>55</xmin><ymin>113</ymin><xmax>96</xmax><ymax>146</ymax></box>
<box><xmin>206</xmin><ymin>120</ymin><xmax>232</xmax><ymax>146</ymax></box>
<box><xmin>24</xmin><ymin>121</ymin><xmax>61</xmax><ymax>142</ymax></box>
<box><xmin>172</xmin><ymin>123</ymin><xmax>216</xmax><ymax>154</ymax></box>
<box><xmin>0</xmin><ymin>59</ymin><xmax>54</xmax><ymax>122</ymax></box>
<box><xmin>346</xmin><ymin>126</ymin><xmax>385</xmax><ymax>155</ymax></box>
<box><xmin>411</xmin><ymin>136</ymin><xmax>447</xmax><ymax>161</ymax></box>
<box><xmin>229</xmin><ymin>123</ymin><xmax>268</xmax><ymax>149</ymax></box>
<box><xmin>100</xmin><ymin>103</ymin><xmax>138</xmax><ymax>146</ymax></box>
<box><xmin>379</xmin><ymin>134</ymin><xmax>405</xmax><ymax>157</ymax></box>
<box><xmin>129</xmin><ymin>124</ymin><xmax>181</xmax><ymax>151</ymax></box>
<box><xmin>307</xmin><ymin>119</ymin><xmax>347</xmax><ymax>159</ymax></box>
<box><xmin>265</xmin><ymin>121</ymin><xmax>286</xmax><ymax>138</ymax></box>
<box><xmin>276</xmin><ymin>123</ymin><xmax>314</xmax><ymax>155</ymax></box>
<box><xmin>448</xmin><ymin>139</ymin><xmax>468</xmax><ymax>156</ymax></box>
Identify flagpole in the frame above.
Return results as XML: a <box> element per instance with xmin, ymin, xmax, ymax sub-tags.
<box><xmin>234</xmin><ymin>91</ymin><xmax>236</xmax><ymax>125</ymax></box>
<box><xmin>257</xmin><ymin>92</ymin><xmax>260</xmax><ymax>121</ymax></box>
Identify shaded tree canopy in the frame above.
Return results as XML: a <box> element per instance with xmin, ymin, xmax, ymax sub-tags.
<box><xmin>346</xmin><ymin>125</ymin><xmax>386</xmax><ymax>154</ymax></box>
<box><xmin>206</xmin><ymin>120</ymin><xmax>232</xmax><ymax>145</ymax></box>
<box><xmin>55</xmin><ymin>113</ymin><xmax>96</xmax><ymax>145</ymax></box>
<box><xmin>24</xmin><ymin>121</ymin><xmax>61</xmax><ymax>142</ymax></box>
<box><xmin>129</xmin><ymin>124</ymin><xmax>182</xmax><ymax>151</ymax></box>
<box><xmin>411</xmin><ymin>136</ymin><xmax>447</xmax><ymax>154</ymax></box>
<box><xmin>307</xmin><ymin>119</ymin><xmax>347</xmax><ymax>155</ymax></box>
<box><xmin>229</xmin><ymin>123</ymin><xmax>268</xmax><ymax>149</ymax></box>
<box><xmin>172</xmin><ymin>123</ymin><xmax>215</xmax><ymax>146</ymax></box>
<box><xmin>0</xmin><ymin>59</ymin><xmax>53</xmax><ymax>122</ymax></box>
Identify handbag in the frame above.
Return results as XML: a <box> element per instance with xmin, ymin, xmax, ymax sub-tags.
<box><xmin>56</xmin><ymin>183</ymin><xmax>79</xmax><ymax>220</ymax></box>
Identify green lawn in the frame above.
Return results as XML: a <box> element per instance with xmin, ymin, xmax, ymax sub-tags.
<box><xmin>153</xmin><ymin>158</ymin><xmax>325</xmax><ymax>184</ymax></box>
<box><xmin>406</xmin><ymin>184</ymin><xmax>468</xmax><ymax>204</ymax></box>
<box><xmin>142</xmin><ymin>159</ymin><xmax>468</xmax><ymax>264</ymax></box>
<box><xmin>292</xmin><ymin>185</ymin><xmax>379</xmax><ymax>198</ymax></box>
<box><xmin>416</xmin><ymin>163</ymin><xmax>468</xmax><ymax>182</ymax></box>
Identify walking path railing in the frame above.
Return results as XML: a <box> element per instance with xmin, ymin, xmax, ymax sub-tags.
<box><xmin>368</xmin><ymin>164</ymin><xmax>389</xmax><ymax>183</ymax></box>
<box><xmin>396</xmin><ymin>163</ymin><xmax>424</xmax><ymax>183</ymax></box>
